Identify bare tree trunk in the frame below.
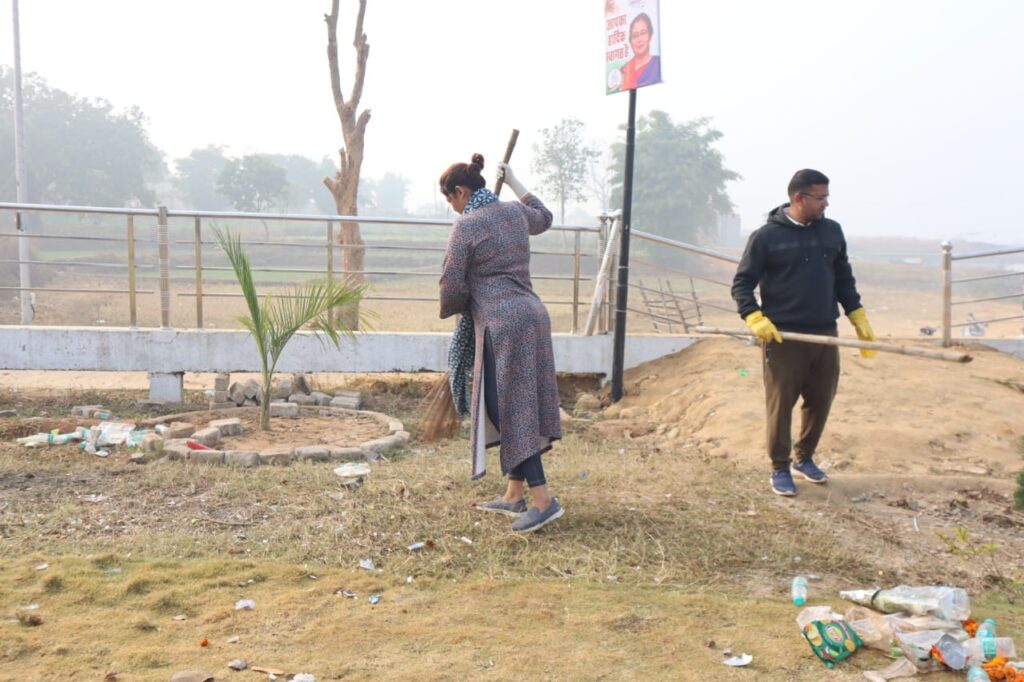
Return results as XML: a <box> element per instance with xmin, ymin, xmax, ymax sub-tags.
<box><xmin>323</xmin><ymin>0</ymin><xmax>370</xmax><ymax>329</ymax></box>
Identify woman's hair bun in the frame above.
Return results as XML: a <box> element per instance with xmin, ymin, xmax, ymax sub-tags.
<box><xmin>470</xmin><ymin>153</ymin><xmax>485</xmax><ymax>168</ymax></box>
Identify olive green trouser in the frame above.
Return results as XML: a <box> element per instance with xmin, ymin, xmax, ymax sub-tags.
<box><xmin>762</xmin><ymin>338</ymin><xmax>840</xmax><ymax>471</ymax></box>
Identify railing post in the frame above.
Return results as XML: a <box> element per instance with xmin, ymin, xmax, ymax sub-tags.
<box><xmin>127</xmin><ymin>215</ymin><xmax>137</xmax><ymax>328</ymax></box>
<box><xmin>193</xmin><ymin>216</ymin><xmax>203</xmax><ymax>328</ymax></box>
<box><xmin>605</xmin><ymin>215</ymin><xmax>620</xmax><ymax>334</ymax></box>
<box><xmin>941</xmin><ymin>241</ymin><xmax>952</xmax><ymax>347</ymax></box>
<box><xmin>327</xmin><ymin>220</ymin><xmax>335</xmax><ymax>327</ymax></box>
<box><xmin>571</xmin><ymin>229</ymin><xmax>581</xmax><ymax>334</ymax></box>
<box><xmin>158</xmin><ymin>205</ymin><xmax>171</xmax><ymax>329</ymax></box>
<box><xmin>596</xmin><ymin>213</ymin><xmax>609</xmax><ymax>333</ymax></box>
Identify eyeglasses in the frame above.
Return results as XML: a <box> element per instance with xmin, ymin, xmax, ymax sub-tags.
<box><xmin>800</xmin><ymin>192</ymin><xmax>829</xmax><ymax>202</ymax></box>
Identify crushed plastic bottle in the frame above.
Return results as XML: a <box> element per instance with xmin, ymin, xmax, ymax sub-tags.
<box><xmin>978</xmin><ymin>619</ymin><xmax>997</xmax><ymax>661</ymax></box>
<box><xmin>791</xmin><ymin>576</ymin><xmax>808</xmax><ymax>606</ymax></box>
<box><xmin>966</xmin><ymin>663</ymin><xmax>991</xmax><ymax>681</ymax></box>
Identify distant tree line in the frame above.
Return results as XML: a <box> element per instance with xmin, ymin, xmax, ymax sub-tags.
<box><xmin>0</xmin><ymin>69</ymin><xmax>410</xmax><ymax>216</ymax></box>
<box><xmin>2</xmin><ymin>70</ymin><xmax>743</xmax><ymax>244</ymax></box>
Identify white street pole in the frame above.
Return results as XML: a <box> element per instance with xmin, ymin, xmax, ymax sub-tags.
<box><xmin>12</xmin><ymin>0</ymin><xmax>33</xmax><ymax>324</ymax></box>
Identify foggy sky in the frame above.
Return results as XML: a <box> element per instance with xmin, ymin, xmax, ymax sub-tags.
<box><xmin>3</xmin><ymin>0</ymin><xmax>1022</xmax><ymax>244</ymax></box>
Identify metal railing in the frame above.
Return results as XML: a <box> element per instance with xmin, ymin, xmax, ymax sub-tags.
<box><xmin>0</xmin><ymin>202</ymin><xmax>605</xmax><ymax>333</ymax></box>
<box><xmin>941</xmin><ymin>241</ymin><xmax>1024</xmax><ymax>346</ymax></box>
<box><xmin>2</xmin><ymin>202</ymin><xmax>752</xmax><ymax>336</ymax></box>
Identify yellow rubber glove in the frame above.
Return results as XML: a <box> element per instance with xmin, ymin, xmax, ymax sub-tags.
<box><xmin>847</xmin><ymin>307</ymin><xmax>877</xmax><ymax>358</ymax></box>
<box><xmin>744</xmin><ymin>310</ymin><xmax>782</xmax><ymax>344</ymax></box>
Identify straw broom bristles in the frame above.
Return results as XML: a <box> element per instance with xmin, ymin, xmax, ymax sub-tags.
<box><xmin>421</xmin><ymin>129</ymin><xmax>519</xmax><ymax>443</ymax></box>
<box><xmin>419</xmin><ymin>372</ymin><xmax>462</xmax><ymax>441</ymax></box>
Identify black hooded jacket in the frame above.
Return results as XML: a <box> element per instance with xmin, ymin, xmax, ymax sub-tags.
<box><xmin>731</xmin><ymin>204</ymin><xmax>861</xmax><ymax>334</ymax></box>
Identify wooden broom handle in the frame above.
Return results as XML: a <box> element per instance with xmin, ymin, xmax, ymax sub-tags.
<box><xmin>493</xmin><ymin>129</ymin><xmax>519</xmax><ymax>197</ymax></box>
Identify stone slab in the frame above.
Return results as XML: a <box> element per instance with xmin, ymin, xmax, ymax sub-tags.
<box><xmin>289</xmin><ymin>393</ymin><xmax>316</xmax><ymax>406</ymax></box>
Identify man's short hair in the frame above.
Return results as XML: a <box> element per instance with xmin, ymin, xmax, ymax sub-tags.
<box><xmin>788</xmin><ymin>169</ymin><xmax>830</xmax><ymax>197</ymax></box>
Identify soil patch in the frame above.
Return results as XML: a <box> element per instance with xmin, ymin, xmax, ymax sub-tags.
<box><xmin>218</xmin><ymin>412</ymin><xmax>388</xmax><ymax>451</ymax></box>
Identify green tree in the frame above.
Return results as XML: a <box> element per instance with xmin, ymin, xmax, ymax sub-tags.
<box><xmin>217</xmin><ymin>154</ymin><xmax>289</xmax><ymax>213</ymax></box>
<box><xmin>0</xmin><ymin>68</ymin><xmax>164</xmax><ymax>205</ymax></box>
<box><xmin>532</xmin><ymin>118</ymin><xmax>599</xmax><ymax>223</ymax></box>
<box><xmin>610</xmin><ymin>111</ymin><xmax>739</xmax><ymax>245</ymax></box>
<box><xmin>215</xmin><ymin>227</ymin><xmax>369</xmax><ymax>430</ymax></box>
<box><xmin>264</xmin><ymin>154</ymin><xmax>338</xmax><ymax>214</ymax></box>
<box><xmin>369</xmin><ymin>172</ymin><xmax>409</xmax><ymax>215</ymax></box>
<box><xmin>174</xmin><ymin>145</ymin><xmax>231</xmax><ymax>211</ymax></box>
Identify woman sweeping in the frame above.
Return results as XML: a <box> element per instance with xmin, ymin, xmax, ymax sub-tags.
<box><xmin>438</xmin><ymin>153</ymin><xmax>564</xmax><ymax>533</ymax></box>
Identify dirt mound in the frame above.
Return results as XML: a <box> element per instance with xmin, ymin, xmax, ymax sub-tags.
<box><xmin>601</xmin><ymin>337</ymin><xmax>1024</xmax><ymax>478</ymax></box>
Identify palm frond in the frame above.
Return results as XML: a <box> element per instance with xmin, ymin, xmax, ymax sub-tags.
<box><xmin>266</xmin><ymin>279</ymin><xmax>370</xmax><ymax>361</ymax></box>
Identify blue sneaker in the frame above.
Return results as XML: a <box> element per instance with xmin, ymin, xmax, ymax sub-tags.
<box><xmin>475</xmin><ymin>497</ymin><xmax>527</xmax><ymax>517</ymax></box>
<box><xmin>792</xmin><ymin>458</ymin><xmax>829</xmax><ymax>484</ymax></box>
<box><xmin>510</xmin><ymin>497</ymin><xmax>564</xmax><ymax>532</ymax></box>
<box><xmin>770</xmin><ymin>469</ymin><xmax>797</xmax><ymax>496</ymax></box>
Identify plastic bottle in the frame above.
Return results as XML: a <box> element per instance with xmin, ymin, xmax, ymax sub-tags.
<box><xmin>791</xmin><ymin>576</ymin><xmax>808</xmax><ymax>606</ymax></box>
<box><xmin>966</xmin><ymin>663</ymin><xmax>991</xmax><ymax>681</ymax></box>
<box><xmin>978</xmin><ymin>618</ymin><xmax>997</xmax><ymax>661</ymax></box>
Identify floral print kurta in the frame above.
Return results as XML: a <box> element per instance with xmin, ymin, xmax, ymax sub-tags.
<box><xmin>439</xmin><ymin>194</ymin><xmax>562</xmax><ymax>478</ymax></box>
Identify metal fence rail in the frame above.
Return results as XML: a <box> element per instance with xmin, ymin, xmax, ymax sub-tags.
<box><xmin>0</xmin><ymin>202</ymin><xmax>603</xmax><ymax>333</ymax></box>
<box><xmin>941</xmin><ymin>241</ymin><xmax>1024</xmax><ymax>345</ymax></box>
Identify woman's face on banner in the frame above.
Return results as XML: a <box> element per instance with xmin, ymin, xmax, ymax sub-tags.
<box><xmin>630</xmin><ymin>20</ymin><xmax>651</xmax><ymax>58</ymax></box>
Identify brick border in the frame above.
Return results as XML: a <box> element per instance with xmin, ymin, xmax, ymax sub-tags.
<box><xmin>145</xmin><ymin>406</ymin><xmax>410</xmax><ymax>467</ymax></box>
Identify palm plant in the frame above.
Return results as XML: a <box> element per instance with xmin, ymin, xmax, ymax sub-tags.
<box><xmin>214</xmin><ymin>227</ymin><xmax>369</xmax><ymax>430</ymax></box>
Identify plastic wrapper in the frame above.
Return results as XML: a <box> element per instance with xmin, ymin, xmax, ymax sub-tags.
<box><xmin>797</xmin><ymin>606</ymin><xmax>864</xmax><ymax>669</ymax></box>
<box><xmin>840</xmin><ymin>585</ymin><xmax>970</xmax><ymax>621</ymax></box>
<box><xmin>894</xmin><ymin>629</ymin><xmax>947</xmax><ymax>673</ymax></box>
<box><xmin>964</xmin><ymin>636</ymin><xmax>1017</xmax><ymax>665</ymax></box>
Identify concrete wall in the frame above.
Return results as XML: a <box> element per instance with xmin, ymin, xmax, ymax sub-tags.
<box><xmin>0</xmin><ymin>326</ymin><xmax>697</xmax><ymax>376</ymax></box>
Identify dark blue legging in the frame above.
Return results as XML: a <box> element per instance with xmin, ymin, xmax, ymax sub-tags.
<box><xmin>484</xmin><ymin>328</ymin><xmax>547</xmax><ymax>488</ymax></box>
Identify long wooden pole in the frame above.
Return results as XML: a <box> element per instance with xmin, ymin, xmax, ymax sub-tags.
<box><xmin>694</xmin><ymin>326</ymin><xmax>973</xmax><ymax>364</ymax></box>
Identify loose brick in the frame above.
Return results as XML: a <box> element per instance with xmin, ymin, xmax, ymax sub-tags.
<box><xmin>295</xmin><ymin>446</ymin><xmax>330</xmax><ymax>462</ymax></box>
<box><xmin>327</xmin><ymin>447</ymin><xmax>368</xmax><ymax>462</ymax></box>
<box><xmin>187</xmin><ymin>449</ymin><xmax>225</xmax><ymax>465</ymax></box>
<box><xmin>259</xmin><ymin>448</ymin><xmax>295</xmax><ymax>465</ymax></box>
<box><xmin>209</xmin><ymin>418</ymin><xmax>243</xmax><ymax>437</ymax></box>
<box><xmin>165</xmin><ymin>422</ymin><xmax>196</xmax><ymax>439</ymax></box>
<box><xmin>270</xmin><ymin>402</ymin><xmax>299</xmax><ymax>418</ymax></box>
<box><xmin>191</xmin><ymin>427</ymin><xmax>221</xmax><ymax>448</ymax></box>
<box><xmin>329</xmin><ymin>395</ymin><xmax>361</xmax><ymax>409</ymax></box>
<box><xmin>224</xmin><ymin>451</ymin><xmax>260</xmax><ymax>467</ymax></box>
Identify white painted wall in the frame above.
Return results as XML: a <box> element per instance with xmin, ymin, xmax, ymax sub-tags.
<box><xmin>0</xmin><ymin>327</ymin><xmax>698</xmax><ymax>375</ymax></box>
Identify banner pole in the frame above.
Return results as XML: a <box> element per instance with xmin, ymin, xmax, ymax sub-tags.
<box><xmin>611</xmin><ymin>88</ymin><xmax>637</xmax><ymax>402</ymax></box>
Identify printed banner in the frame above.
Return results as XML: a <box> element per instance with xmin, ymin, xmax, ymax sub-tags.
<box><xmin>605</xmin><ymin>0</ymin><xmax>662</xmax><ymax>95</ymax></box>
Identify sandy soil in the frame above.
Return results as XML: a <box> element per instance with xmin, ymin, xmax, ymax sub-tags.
<box><xmin>602</xmin><ymin>337</ymin><xmax>1024</xmax><ymax>480</ymax></box>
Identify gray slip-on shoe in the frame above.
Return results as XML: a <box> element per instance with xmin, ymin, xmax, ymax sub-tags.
<box><xmin>475</xmin><ymin>497</ymin><xmax>527</xmax><ymax>517</ymax></box>
<box><xmin>510</xmin><ymin>497</ymin><xmax>564</xmax><ymax>533</ymax></box>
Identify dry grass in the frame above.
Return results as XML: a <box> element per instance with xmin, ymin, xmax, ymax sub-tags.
<box><xmin>1</xmin><ymin>384</ymin><xmax>1022</xmax><ymax>679</ymax></box>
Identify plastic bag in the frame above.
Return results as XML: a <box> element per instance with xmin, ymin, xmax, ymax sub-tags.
<box><xmin>797</xmin><ymin>606</ymin><xmax>864</xmax><ymax>669</ymax></box>
<box><xmin>840</xmin><ymin>585</ymin><xmax>970</xmax><ymax>621</ymax></box>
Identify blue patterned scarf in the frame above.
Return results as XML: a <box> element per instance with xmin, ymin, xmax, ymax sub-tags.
<box><xmin>448</xmin><ymin>187</ymin><xmax>499</xmax><ymax>416</ymax></box>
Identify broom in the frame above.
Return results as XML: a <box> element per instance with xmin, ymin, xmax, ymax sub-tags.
<box><xmin>419</xmin><ymin>129</ymin><xmax>520</xmax><ymax>442</ymax></box>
